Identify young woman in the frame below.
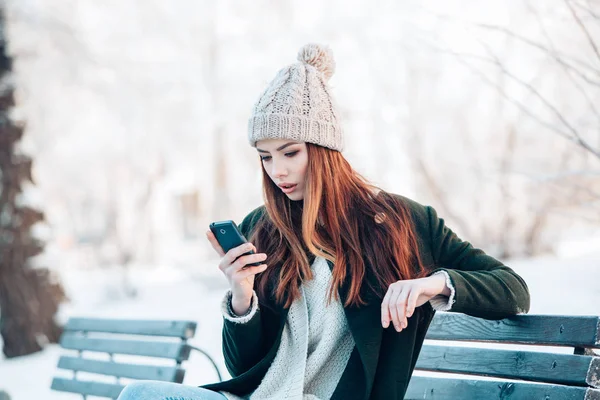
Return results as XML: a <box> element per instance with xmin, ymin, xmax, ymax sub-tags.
<box><xmin>118</xmin><ymin>43</ymin><xmax>530</xmax><ymax>400</ymax></box>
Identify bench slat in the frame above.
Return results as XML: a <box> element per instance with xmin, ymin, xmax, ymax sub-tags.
<box><xmin>415</xmin><ymin>345</ymin><xmax>599</xmax><ymax>388</ymax></box>
<box><xmin>405</xmin><ymin>376</ymin><xmax>600</xmax><ymax>400</ymax></box>
<box><xmin>51</xmin><ymin>378</ymin><xmax>124</xmax><ymax>399</ymax></box>
<box><xmin>65</xmin><ymin>318</ymin><xmax>196</xmax><ymax>338</ymax></box>
<box><xmin>425</xmin><ymin>313</ymin><xmax>600</xmax><ymax>348</ymax></box>
<box><xmin>57</xmin><ymin>356</ymin><xmax>185</xmax><ymax>383</ymax></box>
<box><xmin>60</xmin><ymin>333</ymin><xmax>191</xmax><ymax>361</ymax></box>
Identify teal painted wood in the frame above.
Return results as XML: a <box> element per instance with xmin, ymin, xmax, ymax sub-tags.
<box><xmin>405</xmin><ymin>376</ymin><xmax>600</xmax><ymax>400</ymax></box>
<box><xmin>50</xmin><ymin>378</ymin><xmax>124</xmax><ymax>399</ymax></box>
<box><xmin>59</xmin><ymin>333</ymin><xmax>191</xmax><ymax>361</ymax></box>
<box><xmin>57</xmin><ymin>356</ymin><xmax>185</xmax><ymax>383</ymax></box>
<box><xmin>425</xmin><ymin>313</ymin><xmax>600</xmax><ymax>348</ymax></box>
<box><xmin>65</xmin><ymin>318</ymin><xmax>197</xmax><ymax>338</ymax></box>
<box><xmin>415</xmin><ymin>345</ymin><xmax>600</xmax><ymax>388</ymax></box>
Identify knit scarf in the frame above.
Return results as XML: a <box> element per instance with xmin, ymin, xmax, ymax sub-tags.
<box><xmin>221</xmin><ymin>256</ymin><xmax>355</xmax><ymax>400</ymax></box>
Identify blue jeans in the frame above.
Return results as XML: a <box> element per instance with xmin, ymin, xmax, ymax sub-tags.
<box><xmin>117</xmin><ymin>381</ymin><xmax>228</xmax><ymax>400</ymax></box>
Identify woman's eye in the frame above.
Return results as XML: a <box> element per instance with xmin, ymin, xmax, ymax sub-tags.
<box><xmin>260</xmin><ymin>151</ymin><xmax>297</xmax><ymax>162</ymax></box>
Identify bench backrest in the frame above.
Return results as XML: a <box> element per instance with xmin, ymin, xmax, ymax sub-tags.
<box><xmin>51</xmin><ymin>318</ymin><xmax>197</xmax><ymax>399</ymax></box>
<box><xmin>406</xmin><ymin>313</ymin><xmax>600</xmax><ymax>400</ymax></box>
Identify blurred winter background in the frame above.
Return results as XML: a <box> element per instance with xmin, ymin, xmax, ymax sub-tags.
<box><xmin>0</xmin><ymin>0</ymin><xmax>599</xmax><ymax>398</ymax></box>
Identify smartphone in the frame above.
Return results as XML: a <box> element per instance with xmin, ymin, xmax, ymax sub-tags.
<box><xmin>209</xmin><ymin>220</ymin><xmax>262</xmax><ymax>269</ymax></box>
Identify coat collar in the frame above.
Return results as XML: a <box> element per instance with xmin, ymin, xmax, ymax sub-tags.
<box><xmin>325</xmin><ymin>258</ymin><xmax>383</xmax><ymax>399</ymax></box>
<box><xmin>269</xmin><ymin>258</ymin><xmax>384</xmax><ymax>400</ymax></box>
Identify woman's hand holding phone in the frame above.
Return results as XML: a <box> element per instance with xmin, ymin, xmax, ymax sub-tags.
<box><xmin>205</xmin><ymin>230</ymin><xmax>268</xmax><ymax>315</ymax></box>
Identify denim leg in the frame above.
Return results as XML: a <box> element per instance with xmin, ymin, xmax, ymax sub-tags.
<box><xmin>117</xmin><ymin>381</ymin><xmax>228</xmax><ymax>400</ymax></box>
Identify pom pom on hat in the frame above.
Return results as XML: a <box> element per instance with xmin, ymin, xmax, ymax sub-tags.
<box><xmin>297</xmin><ymin>43</ymin><xmax>336</xmax><ymax>82</ymax></box>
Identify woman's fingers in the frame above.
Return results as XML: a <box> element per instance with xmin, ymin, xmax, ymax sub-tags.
<box><xmin>231</xmin><ymin>253</ymin><xmax>267</xmax><ymax>272</ymax></box>
<box><xmin>382</xmin><ymin>283</ymin><xmax>417</xmax><ymax>332</ymax></box>
<box><xmin>222</xmin><ymin>243</ymin><xmax>256</xmax><ymax>267</ymax></box>
<box><xmin>389</xmin><ymin>289</ymin><xmax>404</xmax><ymax>331</ymax></box>
<box><xmin>381</xmin><ymin>278</ymin><xmax>440</xmax><ymax>331</ymax></box>
<box><xmin>395</xmin><ymin>288</ymin><xmax>413</xmax><ymax>331</ymax></box>
<box><xmin>406</xmin><ymin>287</ymin><xmax>421</xmax><ymax>319</ymax></box>
<box><xmin>205</xmin><ymin>230</ymin><xmax>226</xmax><ymax>257</ymax></box>
<box><xmin>236</xmin><ymin>264</ymin><xmax>268</xmax><ymax>280</ymax></box>
<box><xmin>382</xmin><ymin>284</ymin><xmax>407</xmax><ymax>332</ymax></box>
<box><xmin>381</xmin><ymin>289</ymin><xmax>392</xmax><ymax>328</ymax></box>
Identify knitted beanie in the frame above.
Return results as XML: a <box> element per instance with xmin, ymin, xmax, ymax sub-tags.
<box><xmin>247</xmin><ymin>43</ymin><xmax>344</xmax><ymax>152</ymax></box>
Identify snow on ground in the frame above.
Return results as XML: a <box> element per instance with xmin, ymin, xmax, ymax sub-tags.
<box><xmin>0</xmin><ymin>251</ymin><xmax>599</xmax><ymax>399</ymax></box>
<box><xmin>0</xmin><ymin>262</ymin><xmax>230</xmax><ymax>400</ymax></box>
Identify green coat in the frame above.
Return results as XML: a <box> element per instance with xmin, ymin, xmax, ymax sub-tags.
<box><xmin>201</xmin><ymin>193</ymin><xmax>530</xmax><ymax>399</ymax></box>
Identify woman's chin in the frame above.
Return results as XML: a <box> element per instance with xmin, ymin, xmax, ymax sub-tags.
<box><xmin>285</xmin><ymin>192</ymin><xmax>303</xmax><ymax>201</ymax></box>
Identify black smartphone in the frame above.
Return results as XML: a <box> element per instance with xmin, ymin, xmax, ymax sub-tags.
<box><xmin>209</xmin><ymin>220</ymin><xmax>262</xmax><ymax>269</ymax></box>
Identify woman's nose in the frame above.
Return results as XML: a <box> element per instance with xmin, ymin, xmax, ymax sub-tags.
<box><xmin>271</xmin><ymin>160</ymin><xmax>287</xmax><ymax>178</ymax></box>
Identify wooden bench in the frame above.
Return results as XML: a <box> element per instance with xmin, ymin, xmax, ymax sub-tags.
<box><xmin>406</xmin><ymin>313</ymin><xmax>600</xmax><ymax>399</ymax></box>
<box><xmin>51</xmin><ymin>317</ymin><xmax>222</xmax><ymax>399</ymax></box>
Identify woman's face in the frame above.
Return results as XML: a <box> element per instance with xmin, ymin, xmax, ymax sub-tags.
<box><xmin>256</xmin><ymin>139</ymin><xmax>308</xmax><ymax>201</ymax></box>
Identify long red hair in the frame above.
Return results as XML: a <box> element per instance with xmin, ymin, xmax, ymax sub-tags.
<box><xmin>249</xmin><ymin>143</ymin><xmax>428</xmax><ymax>309</ymax></box>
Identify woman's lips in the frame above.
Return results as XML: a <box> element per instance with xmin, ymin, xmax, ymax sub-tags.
<box><xmin>281</xmin><ymin>184</ymin><xmax>297</xmax><ymax>194</ymax></box>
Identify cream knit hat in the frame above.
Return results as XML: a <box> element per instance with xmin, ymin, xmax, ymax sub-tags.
<box><xmin>247</xmin><ymin>43</ymin><xmax>344</xmax><ymax>152</ymax></box>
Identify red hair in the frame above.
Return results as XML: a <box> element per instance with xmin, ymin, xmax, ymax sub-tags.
<box><xmin>250</xmin><ymin>143</ymin><xmax>428</xmax><ymax>309</ymax></box>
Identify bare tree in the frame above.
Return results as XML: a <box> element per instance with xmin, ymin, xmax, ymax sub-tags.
<box><xmin>410</xmin><ymin>1</ymin><xmax>600</xmax><ymax>161</ymax></box>
<box><xmin>400</xmin><ymin>0</ymin><xmax>600</xmax><ymax>257</ymax></box>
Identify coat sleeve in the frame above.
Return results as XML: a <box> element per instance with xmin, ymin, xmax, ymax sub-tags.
<box><xmin>221</xmin><ymin>291</ymin><xmax>265</xmax><ymax>377</ymax></box>
<box><xmin>221</xmin><ymin>206</ymin><xmax>267</xmax><ymax>377</ymax></box>
<box><xmin>425</xmin><ymin>205</ymin><xmax>531</xmax><ymax>319</ymax></box>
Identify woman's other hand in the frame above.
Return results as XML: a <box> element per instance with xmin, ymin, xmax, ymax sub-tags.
<box><xmin>381</xmin><ymin>274</ymin><xmax>450</xmax><ymax>332</ymax></box>
<box><xmin>205</xmin><ymin>230</ymin><xmax>268</xmax><ymax>314</ymax></box>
